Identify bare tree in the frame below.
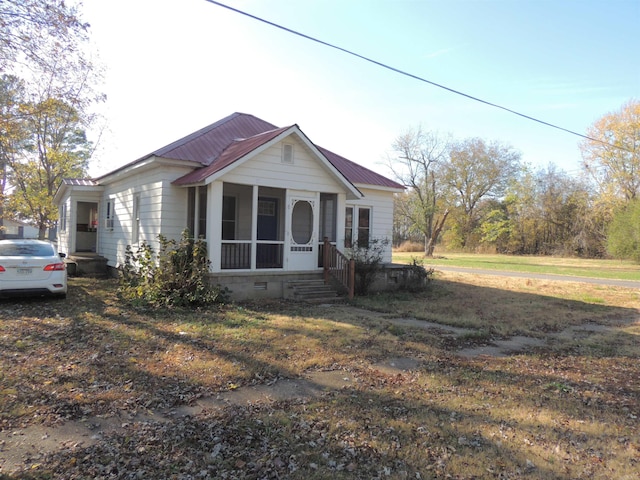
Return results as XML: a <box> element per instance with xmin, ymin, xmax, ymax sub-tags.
<box><xmin>0</xmin><ymin>0</ymin><xmax>89</xmax><ymax>71</ymax></box>
<box><xmin>386</xmin><ymin>127</ymin><xmax>450</xmax><ymax>256</ymax></box>
<box><xmin>444</xmin><ymin>138</ymin><xmax>520</xmax><ymax>248</ymax></box>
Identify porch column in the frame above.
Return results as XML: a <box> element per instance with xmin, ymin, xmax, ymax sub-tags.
<box><xmin>208</xmin><ymin>181</ymin><xmax>223</xmax><ymax>272</ymax></box>
<box><xmin>314</xmin><ymin>191</ymin><xmax>321</xmax><ymax>260</ymax></box>
<box><xmin>336</xmin><ymin>193</ymin><xmax>346</xmax><ymax>250</ymax></box>
<box><xmin>70</xmin><ymin>200</ymin><xmax>78</xmax><ymax>254</ymax></box>
<box><xmin>250</xmin><ymin>185</ymin><xmax>258</xmax><ymax>270</ymax></box>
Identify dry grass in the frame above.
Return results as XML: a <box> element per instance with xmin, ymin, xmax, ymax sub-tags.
<box><xmin>1</xmin><ymin>275</ymin><xmax>638</xmax><ymax>479</ymax></box>
<box><xmin>394</xmin><ymin>240</ymin><xmax>424</xmax><ymax>252</ymax></box>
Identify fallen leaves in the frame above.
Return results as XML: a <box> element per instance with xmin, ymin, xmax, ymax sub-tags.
<box><xmin>1</xmin><ymin>278</ymin><xmax>639</xmax><ymax>479</ymax></box>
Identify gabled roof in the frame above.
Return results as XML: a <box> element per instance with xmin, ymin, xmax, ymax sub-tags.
<box><xmin>165</xmin><ymin>112</ymin><xmax>403</xmax><ymax>190</ymax></box>
<box><xmin>153</xmin><ymin>112</ymin><xmax>278</xmax><ymax>165</ymax></box>
<box><xmin>83</xmin><ymin>112</ymin><xmax>403</xmax><ymax>191</ymax></box>
<box><xmin>173</xmin><ymin>125</ymin><xmax>292</xmax><ymax>185</ymax></box>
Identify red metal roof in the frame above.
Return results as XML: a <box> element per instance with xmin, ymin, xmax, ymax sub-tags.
<box><xmin>168</xmin><ymin>113</ymin><xmax>403</xmax><ymax>190</ymax></box>
<box><xmin>318</xmin><ymin>147</ymin><xmax>404</xmax><ymax>190</ymax></box>
<box><xmin>173</xmin><ymin>126</ymin><xmax>292</xmax><ymax>185</ymax></box>
<box><xmin>154</xmin><ymin>112</ymin><xmax>278</xmax><ymax>165</ymax></box>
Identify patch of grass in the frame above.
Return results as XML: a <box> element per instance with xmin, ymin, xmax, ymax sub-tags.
<box><xmin>393</xmin><ymin>251</ymin><xmax>640</xmax><ymax>281</ymax></box>
<box><xmin>457</xmin><ymin>328</ymin><xmax>493</xmax><ymax>342</ymax></box>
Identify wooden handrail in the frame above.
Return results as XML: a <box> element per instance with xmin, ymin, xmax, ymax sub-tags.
<box><xmin>323</xmin><ymin>237</ymin><xmax>355</xmax><ymax>300</ymax></box>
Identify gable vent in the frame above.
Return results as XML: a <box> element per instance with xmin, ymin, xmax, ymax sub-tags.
<box><xmin>282</xmin><ymin>144</ymin><xmax>293</xmax><ymax>164</ymax></box>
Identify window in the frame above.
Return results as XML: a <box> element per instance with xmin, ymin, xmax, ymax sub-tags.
<box><xmin>198</xmin><ymin>187</ymin><xmax>207</xmax><ymax>238</ymax></box>
<box><xmin>60</xmin><ymin>204</ymin><xmax>67</xmax><ymax>232</ymax></box>
<box><xmin>132</xmin><ymin>194</ymin><xmax>141</xmax><ymax>244</ymax></box>
<box><xmin>344</xmin><ymin>207</ymin><xmax>353</xmax><ymax>248</ymax></box>
<box><xmin>222</xmin><ymin>195</ymin><xmax>236</xmax><ymax>240</ymax></box>
<box><xmin>105</xmin><ymin>199</ymin><xmax>114</xmax><ymax>230</ymax></box>
<box><xmin>358</xmin><ymin>207</ymin><xmax>371</xmax><ymax>248</ymax></box>
<box><xmin>187</xmin><ymin>186</ymin><xmax>208</xmax><ymax>238</ymax></box>
<box><xmin>258</xmin><ymin>199</ymin><xmax>276</xmax><ymax>216</ymax></box>
<box><xmin>282</xmin><ymin>143</ymin><xmax>293</xmax><ymax>164</ymax></box>
<box><xmin>345</xmin><ymin>206</ymin><xmax>371</xmax><ymax>248</ymax></box>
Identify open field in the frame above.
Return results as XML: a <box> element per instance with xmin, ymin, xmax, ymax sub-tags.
<box><xmin>1</xmin><ymin>275</ymin><xmax>638</xmax><ymax>479</ymax></box>
<box><xmin>392</xmin><ymin>252</ymin><xmax>640</xmax><ymax>281</ymax></box>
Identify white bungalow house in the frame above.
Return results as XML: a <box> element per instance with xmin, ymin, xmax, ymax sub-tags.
<box><xmin>54</xmin><ymin>113</ymin><xmax>405</xmax><ymax>299</ymax></box>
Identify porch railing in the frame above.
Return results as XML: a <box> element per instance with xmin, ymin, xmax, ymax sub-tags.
<box><xmin>221</xmin><ymin>241</ymin><xmax>284</xmax><ymax>269</ymax></box>
<box><xmin>221</xmin><ymin>242</ymin><xmax>251</xmax><ymax>269</ymax></box>
<box><xmin>322</xmin><ymin>237</ymin><xmax>355</xmax><ymax>300</ymax></box>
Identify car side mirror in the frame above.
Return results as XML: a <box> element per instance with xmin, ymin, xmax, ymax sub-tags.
<box><xmin>59</xmin><ymin>252</ymin><xmax>66</xmax><ymax>259</ymax></box>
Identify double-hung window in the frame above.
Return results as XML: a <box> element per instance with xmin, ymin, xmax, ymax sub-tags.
<box><xmin>105</xmin><ymin>199</ymin><xmax>114</xmax><ymax>230</ymax></box>
<box><xmin>187</xmin><ymin>186</ymin><xmax>208</xmax><ymax>238</ymax></box>
<box><xmin>345</xmin><ymin>206</ymin><xmax>371</xmax><ymax>248</ymax></box>
<box><xmin>60</xmin><ymin>204</ymin><xmax>67</xmax><ymax>232</ymax></box>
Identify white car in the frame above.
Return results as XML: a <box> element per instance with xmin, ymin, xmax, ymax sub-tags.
<box><xmin>0</xmin><ymin>239</ymin><xmax>67</xmax><ymax>299</ymax></box>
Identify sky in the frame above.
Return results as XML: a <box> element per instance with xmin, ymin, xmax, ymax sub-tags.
<box><xmin>81</xmin><ymin>0</ymin><xmax>639</xmax><ymax>179</ymax></box>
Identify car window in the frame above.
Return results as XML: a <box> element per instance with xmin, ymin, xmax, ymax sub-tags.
<box><xmin>0</xmin><ymin>243</ymin><xmax>56</xmax><ymax>256</ymax></box>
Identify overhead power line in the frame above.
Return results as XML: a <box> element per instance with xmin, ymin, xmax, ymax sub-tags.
<box><xmin>205</xmin><ymin>0</ymin><xmax>628</xmax><ymax>153</ymax></box>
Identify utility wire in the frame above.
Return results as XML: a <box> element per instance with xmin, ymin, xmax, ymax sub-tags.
<box><xmin>205</xmin><ymin>0</ymin><xmax>630</xmax><ymax>154</ymax></box>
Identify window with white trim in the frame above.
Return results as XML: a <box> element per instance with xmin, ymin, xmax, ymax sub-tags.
<box><xmin>345</xmin><ymin>206</ymin><xmax>371</xmax><ymax>248</ymax></box>
<box><xmin>60</xmin><ymin>204</ymin><xmax>67</xmax><ymax>232</ymax></box>
<box><xmin>344</xmin><ymin>206</ymin><xmax>353</xmax><ymax>248</ymax></box>
<box><xmin>132</xmin><ymin>194</ymin><xmax>141</xmax><ymax>244</ymax></box>
<box><xmin>187</xmin><ymin>186</ymin><xmax>208</xmax><ymax>239</ymax></box>
<box><xmin>105</xmin><ymin>199</ymin><xmax>114</xmax><ymax>230</ymax></box>
<box><xmin>357</xmin><ymin>207</ymin><xmax>371</xmax><ymax>248</ymax></box>
<box><xmin>282</xmin><ymin>143</ymin><xmax>293</xmax><ymax>164</ymax></box>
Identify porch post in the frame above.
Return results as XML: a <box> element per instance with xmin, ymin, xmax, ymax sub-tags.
<box><xmin>336</xmin><ymin>193</ymin><xmax>346</xmax><ymax>250</ymax></box>
<box><xmin>208</xmin><ymin>181</ymin><xmax>223</xmax><ymax>272</ymax></box>
<box><xmin>251</xmin><ymin>185</ymin><xmax>259</xmax><ymax>270</ymax></box>
<box><xmin>323</xmin><ymin>236</ymin><xmax>330</xmax><ymax>283</ymax></box>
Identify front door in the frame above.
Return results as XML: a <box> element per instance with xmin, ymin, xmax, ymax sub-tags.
<box><xmin>288</xmin><ymin>195</ymin><xmax>317</xmax><ymax>270</ymax></box>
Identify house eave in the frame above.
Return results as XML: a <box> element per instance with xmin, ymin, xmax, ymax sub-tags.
<box><xmin>95</xmin><ymin>156</ymin><xmax>202</xmax><ymax>185</ymax></box>
<box><xmin>53</xmin><ymin>183</ymin><xmax>104</xmax><ymax>204</ymax></box>
<box><xmin>354</xmin><ymin>183</ymin><xmax>405</xmax><ymax>194</ymax></box>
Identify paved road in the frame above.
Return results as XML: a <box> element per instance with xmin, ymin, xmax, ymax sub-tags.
<box><xmin>428</xmin><ymin>265</ymin><xmax>640</xmax><ymax>289</ymax></box>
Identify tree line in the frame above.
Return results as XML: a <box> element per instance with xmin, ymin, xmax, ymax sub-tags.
<box><xmin>388</xmin><ymin>99</ymin><xmax>640</xmax><ymax>262</ymax></box>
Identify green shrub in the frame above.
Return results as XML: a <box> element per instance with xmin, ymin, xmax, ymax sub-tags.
<box><xmin>118</xmin><ymin>230</ymin><xmax>230</xmax><ymax>307</ymax></box>
<box><xmin>607</xmin><ymin>199</ymin><xmax>640</xmax><ymax>263</ymax></box>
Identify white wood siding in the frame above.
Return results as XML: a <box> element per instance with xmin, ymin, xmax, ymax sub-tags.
<box><xmin>98</xmin><ymin>163</ymin><xmax>191</xmax><ymax>267</ymax></box>
<box><xmin>346</xmin><ymin>187</ymin><xmax>395</xmax><ymax>263</ymax></box>
<box><xmin>221</xmin><ymin>138</ymin><xmax>345</xmax><ymax>194</ymax></box>
<box><xmin>57</xmin><ymin>195</ymin><xmax>72</xmax><ymax>255</ymax></box>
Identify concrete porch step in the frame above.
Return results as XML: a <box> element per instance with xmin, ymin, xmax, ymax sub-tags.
<box><xmin>65</xmin><ymin>253</ymin><xmax>109</xmax><ymax>278</ymax></box>
<box><xmin>287</xmin><ymin>279</ymin><xmax>342</xmax><ymax>303</ymax></box>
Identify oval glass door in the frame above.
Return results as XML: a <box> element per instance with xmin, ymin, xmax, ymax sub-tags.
<box><xmin>291</xmin><ymin>200</ymin><xmax>313</xmax><ymax>246</ymax></box>
<box><xmin>288</xmin><ymin>197</ymin><xmax>316</xmax><ymax>271</ymax></box>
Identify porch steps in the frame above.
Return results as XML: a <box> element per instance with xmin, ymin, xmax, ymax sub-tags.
<box><xmin>287</xmin><ymin>279</ymin><xmax>342</xmax><ymax>303</ymax></box>
<box><xmin>65</xmin><ymin>253</ymin><xmax>109</xmax><ymax>278</ymax></box>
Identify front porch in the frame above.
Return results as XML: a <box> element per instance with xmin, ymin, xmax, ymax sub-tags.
<box><xmin>201</xmin><ymin>182</ymin><xmax>342</xmax><ymax>273</ymax></box>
